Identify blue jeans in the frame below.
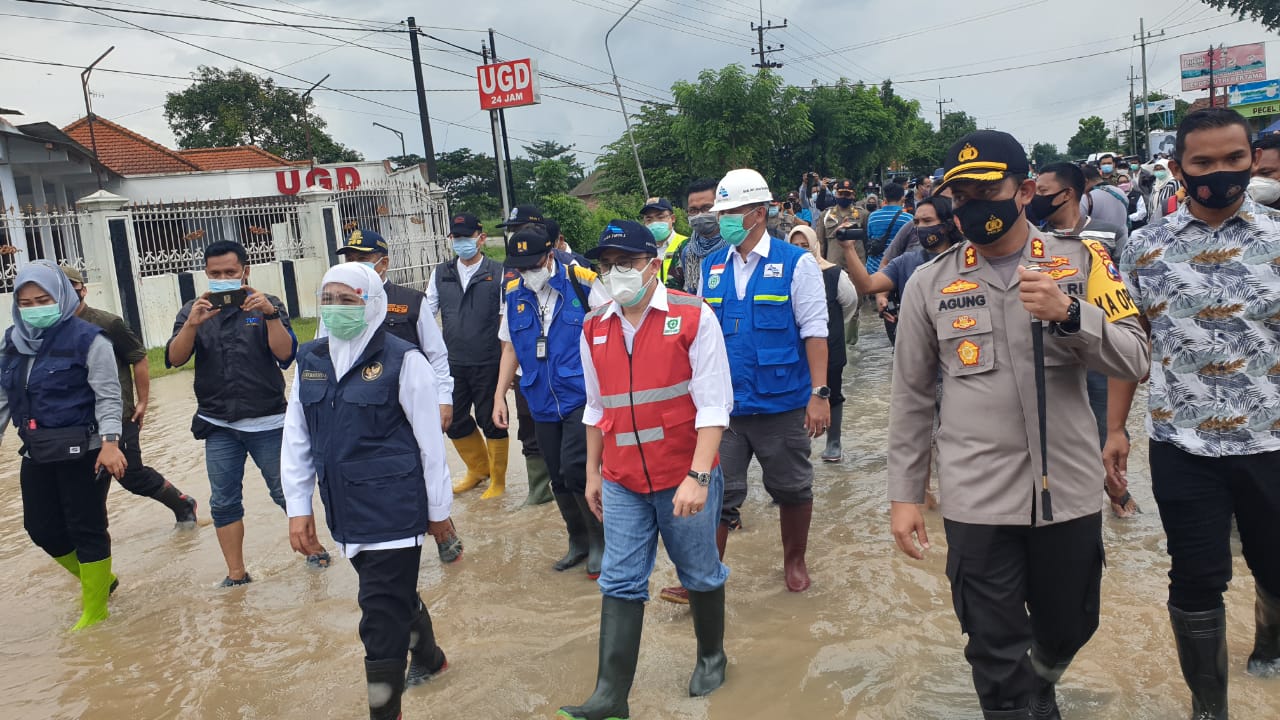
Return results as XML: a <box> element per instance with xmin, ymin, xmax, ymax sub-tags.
<box><xmin>599</xmin><ymin>466</ymin><xmax>730</xmax><ymax>601</ymax></box>
<box><xmin>205</xmin><ymin>427</ymin><xmax>286</xmax><ymax>528</ymax></box>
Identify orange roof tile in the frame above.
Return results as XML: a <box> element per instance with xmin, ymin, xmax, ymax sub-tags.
<box><xmin>63</xmin><ymin>116</ymin><xmax>200</xmax><ymax>176</ymax></box>
<box><xmin>177</xmin><ymin>145</ymin><xmax>292</xmax><ymax>170</ymax></box>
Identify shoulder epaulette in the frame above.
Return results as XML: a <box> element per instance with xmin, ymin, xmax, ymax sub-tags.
<box><xmin>504</xmin><ymin>277</ymin><xmax>521</xmax><ymax>293</ymax></box>
<box><xmin>572</xmin><ymin>265</ymin><xmax>598</xmax><ymax>283</ymax></box>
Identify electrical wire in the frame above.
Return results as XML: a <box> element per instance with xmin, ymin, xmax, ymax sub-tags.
<box><xmin>14</xmin><ymin>0</ymin><xmax>408</xmax><ymax>30</ymax></box>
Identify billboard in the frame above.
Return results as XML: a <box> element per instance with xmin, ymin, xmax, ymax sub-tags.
<box><xmin>1181</xmin><ymin>44</ymin><xmax>1266</xmax><ymax>91</ymax></box>
<box><xmin>477</xmin><ymin>58</ymin><xmax>541</xmax><ymax>111</ymax></box>
<box><xmin>1134</xmin><ymin>98</ymin><xmax>1176</xmax><ymax>114</ymax></box>
<box><xmin>1228</xmin><ymin>78</ymin><xmax>1280</xmax><ymax>106</ymax></box>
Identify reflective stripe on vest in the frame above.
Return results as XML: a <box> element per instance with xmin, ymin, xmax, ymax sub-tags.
<box><xmin>615</xmin><ymin>426</ymin><xmax>665</xmax><ymax>446</ymax></box>
<box><xmin>600</xmin><ymin>380</ymin><xmax>690</xmax><ymax>409</ymax></box>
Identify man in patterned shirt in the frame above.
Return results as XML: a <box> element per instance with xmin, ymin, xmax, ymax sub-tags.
<box><xmin>1110</xmin><ymin>108</ymin><xmax>1280</xmax><ymax>720</ymax></box>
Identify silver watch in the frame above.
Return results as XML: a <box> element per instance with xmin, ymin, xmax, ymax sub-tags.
<box><xmin>100</xmin><ymin>433</ymin><xmax>120</xmax><ymax>443</ymax></box>
<box><xmin>687</xmin><ymin>470</ymin><xmax>712</xmax><ymax>487</ymax></box>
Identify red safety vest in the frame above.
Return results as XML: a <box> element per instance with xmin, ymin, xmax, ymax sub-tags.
<box><xmin>584</xmin><ymin>290</ymin><xmax>712</xmax><ymax>494</ymax></box>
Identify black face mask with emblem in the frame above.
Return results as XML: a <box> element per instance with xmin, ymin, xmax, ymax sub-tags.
<box><xmin>1180</xmin><ymin>166</ymin><xmax>1251</xmax><ymax>210</ymax></box>
<box><xmin>954</xmin><ymin>197</ymin><xmax>1021</xmax><ymax>245</ymax></box>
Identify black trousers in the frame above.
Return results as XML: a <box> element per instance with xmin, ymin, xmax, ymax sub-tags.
<box><xmin>943</xmin><ymin>513</ymin><xmax>1104</xmax><ymax>712</ymax></box>
<box><xmin>513</xmin><ymin>385</ymin><xmax>541</xmax><ymax>458</ymax></box>
<box><xmin>21</xmin><ymin>454</ymin><xmax>112</xmax><ymax>563</ymax></box>
<box><xmin>533</xmin><ymin>405</ymin><xmax>588</xmax><ymax>495</ymax></box>
<box><xmin>349</xmin><ymin>545</ymin><xmax>422</xmax><ymax>662</ymax></box>
<box><xmin>1150</xmin><ymin>440</ymin><xmax>1280</xmax><ymax>612</ymax></box>
<box><xmin>445</xmin><ymin>363</ymin><xmax>507</xmax><ymax>441</ymax></box>
<box><xmin>116</xmin><ymin>418</ymin><xmax>168</xmax><ymax>498</ymax></box>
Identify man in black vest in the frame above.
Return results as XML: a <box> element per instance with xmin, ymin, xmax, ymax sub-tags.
<box><xmin>426</xmin><ymin>213</ymin><xmax>509</xmax><ymax>499</ymax></box>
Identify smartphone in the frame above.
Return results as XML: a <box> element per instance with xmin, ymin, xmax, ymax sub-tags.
<box><xmin>208</xmin><ymin>287</ymin><xmax>248</xmax><ymax>308</ymax></box>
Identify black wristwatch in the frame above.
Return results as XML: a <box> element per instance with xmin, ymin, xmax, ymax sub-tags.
<box><xmin>262</xmin><ymin>310</ymin><xmax>281</xmax><ymax>320</ymax></box>
<box><xmin>812</xmin><ymin>386</ymin><xmax>831</xmax><ymax>400</ymax></box>
<box><xmin>100</xmin><ymin>433</ymin><xmax>120</xmax><ymax>443</ymax></box>
<box><xmin>1052</xmin><ymin>298</ymin><xmax>1081</xmax><ymax>335</ymax></box>
<box><xmin>687</xmin><ymin>470</ymin><xmax>712</xmax><ymax>487</ymax></box>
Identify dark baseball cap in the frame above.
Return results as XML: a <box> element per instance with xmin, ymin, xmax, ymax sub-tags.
<box><xmin>60</xmin><ymin>265</ymin><xmax>85</xmax><ymax>285</ymax></box>
<box><xmin>834</xmin><ymin>179</ymin><xmax>856</xmax><ymax>193</ymax></box>
<box><xmin>449</xmin><ymin>213</ymin><xmax>482</xmax><ymax>237</ymax></box>
<box><xmin>640</xmin><ymin>197</ymin><xmax>673</xmax><ymax>214</ymax></box>
<box><xmin>937</xmin><ymin>130</ymin><xmax>1030</xmax><ymax>192</ymax></box>
<box><xmin>336</xmin><ymin>228</ymin><xmax>389</xmax><ymax>255</ymax></box>
<box><xmin>585</xmin><ymin>219</ymin><xmax>657</xmax><ymax>260</ymax></box>
<box><xmin>504</xmin><ymin>225</ymin><xmax>554</xmax><ymax>269</ymax></box>
<box><xmin>496</xmin><ymin>204</ymin><xmax>546</xmax><ymax>228</ymax></box>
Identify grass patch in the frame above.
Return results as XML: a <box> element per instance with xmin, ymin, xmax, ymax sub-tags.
<box><xmin>147</xmin><ymin>317</ymin><xmax>319</xmax><ymax>379</ymax></box>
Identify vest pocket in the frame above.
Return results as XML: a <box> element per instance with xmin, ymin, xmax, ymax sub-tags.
<box><xmin>756</xmin><ymin>345</ymin><xmax>803</xmax><ymax>393</ymax></box>
<box><xmin>298</xmin><ymin>379</ymin><xmax>328</xmax><ymax>405</ymax></box>
<box><xmin>753</xmin><ymin>299</ymin><xmax>792</xmax><ymax>330</ymax></box>
<box><xmin>341</xmin><ymin>384</ymin><xmax>390</xmax><ymax>407</ymax></box>
<box><xmin>936</xmin><ymin>309</ymin><xmax>995</xmax><ymax>377</ymax></box>
<box><xmin>337</xmin><ymin>451</ymin><xmax>424</xmax><ymax>536</ymax></box>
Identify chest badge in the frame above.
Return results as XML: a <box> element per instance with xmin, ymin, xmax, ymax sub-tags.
<box><xmin>1038</xmin><ymin>255</ymin><xmax>1070</xmax><ymax>269</ymax></box>
<box><xmin>664</xmin><ymin>316</ymin><xmax>682</xmax><ymax>335</ymax></box>
<box><xmin>957</xmin><ymin>339</ymin><xmax>981</xmax><ymax>367</ymax></box>
<box><xmin>302</xmin><ymin>370</ymin><xmax>327</xmax><ymax>381</ymax></box>
<box><xmin>361</xmin><ymin>362</ymin><xmax>384</xmax><ymax>382</ymax></box>
<box><xmin>941</xmin><ymin>279</ymin><xmax>980</xmax><ymax>294</ymax></box>
<box><xmin>707</xmin><ymin>273</ymin><xmax>721</xmax><ymax>290</ymax></box>
<box><xmin>1044</xmin><ymin>267</ymin><xmax>1078</xmax><ymax>280</ymax></box>
<box><xmin>952</xmin><ymin>315</ymin><xmax>978</xmax><ymax>330</ymax></box>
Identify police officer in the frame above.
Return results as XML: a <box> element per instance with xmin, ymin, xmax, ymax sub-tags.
<box><xmin>886</xmin><ymin>130</ymin><xmax>1150</xmax><ymax>719</ymax></box>
<box><xmin>559</xmin><ymin>220</ymin><xmax>733</xmax><ymax>719</ymax></box>
<box><xmin>493</xmin><ymin>225</ymin><xmax>610</xmax><ymax>577</ymax></box>
<box><xmin>813</xmin><ymin>178</ymin><xmax>865</xmax><ymax>268</ymax></box>
<box><xmin>426</xmin><ymin>214</ymin><xmax>509</xmax><ymax>500</ymax></box>
<box><xmin>699</xmin><ymin>168</ymin><xmax>830</xmax><ymax>595</ymax></box>
<box><xmin>282</xmin><ymin>264</ymin><xmax>453</xmax><ymax>720</ymax></box>
<box><xmin>639</xmin><ymin>197</ymin><xmax>689</xmax><ymax>285</ymax></box>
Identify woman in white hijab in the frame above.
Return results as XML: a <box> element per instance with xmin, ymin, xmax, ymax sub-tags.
<box><xmin>280</xmin><ymin>263</ymin><xmax>456</xmax><ymax>719</ymax></box>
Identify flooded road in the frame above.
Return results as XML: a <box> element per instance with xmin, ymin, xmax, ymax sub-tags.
<box><xmin>1</xmin><ymin>309</ymin><xmax>1276</xmax><ymax>719</ymax></box>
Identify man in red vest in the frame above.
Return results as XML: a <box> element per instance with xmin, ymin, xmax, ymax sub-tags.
<box><xmin>558</xmin><ymin>220</ymin><xmax>733</xmax><ymax>720</ymax></box>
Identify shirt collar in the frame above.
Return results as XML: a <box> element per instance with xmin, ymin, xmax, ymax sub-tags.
<box><xmin>1165</xmin><ymin>196</ymin><xmax>1263</xmax><ymax>234</ymax></box>
<box><xmin>740</xmin><ymin>232</ymin><xmax>771</xmax><ymax>262</ymax></box>
<box><xmin>601</xmin><ymin>280</ymin><xmax>668</xmax><ymax>321</ymax></box>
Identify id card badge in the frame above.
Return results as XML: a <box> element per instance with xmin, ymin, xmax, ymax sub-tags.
<box><xmin>536</xmin><ymin>335</ymin><xmax>548</xmax><ymax>360</ymax></box>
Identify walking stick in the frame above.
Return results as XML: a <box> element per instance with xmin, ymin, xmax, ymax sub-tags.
<box><xmin>1031</xmin><ymin>319</ymin><xmax>1053</xmax><ymax>522</ymax></box>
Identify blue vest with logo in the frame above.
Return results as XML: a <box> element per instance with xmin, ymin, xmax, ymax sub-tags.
<box><xmin>701</xmin><ymin>241</ymin><xmax>812</xmax><ymax>415</ymax></box>
<box><xmin>1</xmin><ymin>318</ymin><xmax>102</xmax><ymax>438</ymax></box>
<box><xmin>505</xmin><ymin>262</ymin><xmax>589</xmax><ymax>422</ymax></box>
<box><xmin>295</xmin><ymin>332</ymin><xmax>429</xmax><ymax>544</ymax></box>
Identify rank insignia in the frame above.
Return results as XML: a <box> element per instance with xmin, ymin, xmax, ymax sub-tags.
<box><xmin>941</xmin><ymin>279</ymin><xmax>980</xmax><ymax>295</ymax></box>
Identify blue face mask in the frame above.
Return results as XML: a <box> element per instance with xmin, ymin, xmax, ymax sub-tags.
<box><xmin>208</xmin><ymin>278</ymin><xmax>242</xmax><ymax>293</ymax></box>
<box><xmin>452</xmin><ymin>237</ymin><xmax>480</xmax><ymax>260</ymax></box>
<box><xmin>767</xmin><ymin>206</ymin><xmax>780</xmax><ymax>218</ymax></box>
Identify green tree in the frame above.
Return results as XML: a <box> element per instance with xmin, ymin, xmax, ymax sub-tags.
<box><xmin>388</xmin><ymin>153</ymin><xmax>426</xmax><ymax>169</ymax></box>
<box><xmin>434</xmin><ymin>148</ymin><xmax>500</xmax><ymax>219</ymax></box>
<box><xmin>1030</xmin><ymin>142</ymin><xmax>1067</xmax><ymax>168</ymax></box>
<box><xmin>1201</xmin><ymin>0</ymin><xmax>1280</xmax><ymax>29</ymax></box>
<box><xmin>164</xmin><ymin>66</ymin><xmax>360</xmax><ymax>163</ymax></box>
<box><xmin>1067</xmin><ymin>116</ymin><xmax>1111</xmax><ymax>158</ymax></box>
<box><xmin>532</xmin><ymin>158</ymin><xmax>572</xmax><ymax>197</ymax></box>
<box><xmin>524</xmin><ymin>140</ymin><xmax>585</xmax><ymax>186</ymax></box>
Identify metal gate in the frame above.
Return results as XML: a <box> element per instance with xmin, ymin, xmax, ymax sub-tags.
<box><xmin>332</xmin><ymin>179</ymin><xmax>450</xmax><ymax>292</ymax></box>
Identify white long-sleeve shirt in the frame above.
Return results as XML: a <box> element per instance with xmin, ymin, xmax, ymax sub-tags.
<box><xmin>280</xmin><ymin>349</ymin><xmax>451</xmax><ymax>558</ymax></box>
<box><xmin>698</xmin><ymin>234</ymin><xmax>830</xmax><ymax>339</ymax></box>
<box><xmin>425</xmin><ymin>258</ymin><xmax>494</xmax><ymax>317</ymax></box>
<box><xmin>579</xmin><ymin>284</ymin><xmax>733</xmax><ymax>430</ymax></box>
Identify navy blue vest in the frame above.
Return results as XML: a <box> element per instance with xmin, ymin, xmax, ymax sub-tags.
<box><xmin>295</xmin><ymin>331</ymin><xmax>429</xmax><ymax>544</ymax></box>
<box><xmin>505</xmin><ymin>262</ymin><xmax>590</xmax><ymax>422</ymax></box>
<box><xmin>1</xmin><ymin>318</ymin><xmax>102</xmax><ymax>439</ymax></box>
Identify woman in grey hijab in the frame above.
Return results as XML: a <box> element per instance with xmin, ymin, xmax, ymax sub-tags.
<box><xmin>0</xmin><ymin>260</ymin><xmax>127</xmax><ymax>631</ymax></box>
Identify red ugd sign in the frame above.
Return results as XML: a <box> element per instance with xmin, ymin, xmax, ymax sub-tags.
<box><xmin>477</xmin><ymin>58</ymin><xmax>540</xmax><ymax>110</ymax></box>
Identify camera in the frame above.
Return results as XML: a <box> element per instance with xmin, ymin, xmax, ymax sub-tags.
<box><xmin>835</xmin><ymin>227</ymin><xmax>866</xmax><ymax>242</ymax></box>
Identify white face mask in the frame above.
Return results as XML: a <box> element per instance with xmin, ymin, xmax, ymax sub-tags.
<box><xmin>1248</xmin><ymin>176</ymin><xmax>1280</xmax><ymax>205</ymax></box>
<box><xmin>522</xmin><ymin>265</ymin><xmax>552</xmax><ymax>293</ymax></box>
<box><xmin>602</xmin><ymin>264</ymin><xmax>653</xmax><ymax>307</ymax></box>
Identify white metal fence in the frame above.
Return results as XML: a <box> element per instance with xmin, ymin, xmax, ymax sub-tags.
<box><xmin>333</xmin><ymin>180</ymin><xmax>450</xmax><ymax>292</ymax></box>
<box><xmin>129</xmin><ymin>196</ymin><xmax>311</xmax><ymax>277</ymax></box>
<box><xmin>0</xmin><ymin>206</ymin><xmax>88</xmax><ymax>292</ymax></box>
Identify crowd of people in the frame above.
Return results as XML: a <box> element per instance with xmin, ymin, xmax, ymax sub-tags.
<box><xmin>3</xmin><ymin>106</ymin><xmax>1278</xmax><ymax>720</ymax></box>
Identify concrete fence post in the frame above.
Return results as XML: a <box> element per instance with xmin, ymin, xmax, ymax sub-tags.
<box><xmin>76</xmin><ymin>190</ymin><xmax>145</xmax><ymax>339</ymax></box>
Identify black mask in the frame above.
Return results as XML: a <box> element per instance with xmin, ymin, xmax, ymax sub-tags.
<box><xmin>1181</xmin><ymin>167</ymin><xmax>1250</xmax><ymax>209</ymax></box>
<box><xmin>917</xmin><ymin>224</ymin><xmax>947</xmax><ymax>250</ymax></box>
<box><xmin>835</xmin><ymin>196</ymin><xmax>854</xmax><ymax>208</ymax></box>
<box><xmin>866</xmin><ymin>201</ymin><xmax>879</xmax><ymax>211</ymax></box>
<box><xmin>954</xmin><ymin>197</ymin><xmax>1022</xmax><ymax>245</ymax></box>
<box><xmin>1026</xmin><ymin>189</ymin><xmax>1068</xmax><ymax>225</ymax></box>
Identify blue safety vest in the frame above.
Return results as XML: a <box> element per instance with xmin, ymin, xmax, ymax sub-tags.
<box><xmin>1</xmin><ymin>318</ymin><xmax>102</xmax><ymax>437</ymax></box>
<box><xmin>505</xmin><ymin>262</ymin><xmax>592</xmax><ymax>422</ymax></box>
<box><xmin>295</xmin><ymin>331</ymin><xmax>429</xmax><ymax>544</ymax></box>
<box><xmin>701</xmin><ymin>242</ymin><xmax>812</xmax><ymax>415</ymax></box>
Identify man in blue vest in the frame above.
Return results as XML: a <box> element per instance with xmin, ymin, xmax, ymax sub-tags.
<box><xmin>492</xmin><ymin>224</ymin><xmax>610</xmax><ymax>578</ymax></box>
<box><xmin>699</xmin><ymin>168</ymin><xmax>830</xmax><ymax>594</ymax></box>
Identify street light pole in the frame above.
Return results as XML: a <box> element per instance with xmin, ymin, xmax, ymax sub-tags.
<box><xmin>605</xmin><ymin>0</ymin><xmax>649</xmax><ymax>199</ymax></box>
<box><xmin>81</xmin><ymin>46</ymin><xmax>114</xmax><ymax>190</ymax></box>
<box><xmin>300</xmin><ymin>73</ymin><xmax>330</xmax><ymax>171</ymax></box>
<box><xmin>372</xmin><ymin>122</ymin><xmax>407</xmax><ymax>158</ymax></box>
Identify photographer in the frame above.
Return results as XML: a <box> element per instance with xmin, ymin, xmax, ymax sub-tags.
<box><xmin>166</xmin><ymin>240</ymin><xmax>323</xmax><ymax>587</ymax></box>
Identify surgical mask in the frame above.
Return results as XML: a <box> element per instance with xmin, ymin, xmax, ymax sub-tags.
<box><xmin>19</xmin><ymin>304</ymin><xmax>61</xmax><ymax>329</ymax></box>
<box><xmin>767</xmin><ymin>206</ymin><xmax>780</xmax><ymax>218</ymax></box>
<box><xmin>1100</xmin><ymin>163</ymin><xmax>1114</xmax><ymax>174</ymax></box>
<box><xmin>646</xmin><ymin>221</ymin><xmax>672</xmax><ymax>243</ymax></box>
<box><xmin>1181</xmin><ymin>166</ymin><xmax>1251</xmax><ymax>210</ymax></box>
<box><xmin>1130</xmin><ymin>164</ymin><xmax>1139</xmax><ymax>172</ymax></box>
<box><xmin>689</xmin><ymin>213</ymin><xmax>719</xmax><ymax>239</ymax></box>
<box><xmin>208</xmin><ymin>278</ymin><xmax>242</xmax><ymax>293</ymax></box>
<box><xmin>1248</xmin><ymin>175</ymin><xmax>1280</xmax><ymax>206</ymax></box>
<box><xmin>452</xmin><ymin>237</ymin><xmax>479</xmax><ymax>260</ymax></box>
<box><xmin>917</xmin><ymin>224</ymin><xmax>947</xmax><ymax>250</ymax></box>
<box><xmin>835</xmin><ymin>196</ymin><xmax>854</xmax><ymax>208</ymax></box>
<box><xmin>601</xmin><ymin>264</ymin><xmax>653</xmax><ymax>307</ymax></box>
<box><xmin>1154</xmin><ymin>169</ymin><xmax>1170</xmax><ymax>181</ymax></box>
<box><xmin>718</xmin><ymin>212</ymin><xmax>757</xmax><ymax>247</ymax></box>
<box><xmin>521</xmin><ymin>265</ymin><xmax>552</xmax><ymax>293</ymax></box>
<box><xmin>320</xmin><ymin>305</ymin><xmax>367</xmax><ymax>340</ymax></box>
<box><xmin>1027</xmin><ymin>189</ymin><xmax>1067</xmax><ymax>224</ymax></box>
<box><xmin>954</xmin><ymin>197</ymin><xmax>1022</xmax><ymax>245</ymax></box>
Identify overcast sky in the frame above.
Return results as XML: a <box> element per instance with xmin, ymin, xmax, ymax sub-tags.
<box><xmin>1</xmin><ymin>0</ymin><xmax>1275</xmax><ymax>168</ymax></box>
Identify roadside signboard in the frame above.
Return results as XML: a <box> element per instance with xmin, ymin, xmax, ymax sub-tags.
<box><xmin>1181</xmin><ymin>44</ymin><xmax>1266</xmax><ymax>91</ymax></box>
<box><xmin>477</xmin><ymin>58</ymin><xmax>541</xmax><ymax>111</ymax></box>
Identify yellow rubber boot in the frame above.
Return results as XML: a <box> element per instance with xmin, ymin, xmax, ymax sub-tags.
<box><xmin>451</xmin><ymin>430</ymin><xmax>490</xmax><ymax>494</ymax></box>
<box><xmin>71</xmin><ymin>557</ymin><xmax>113</xmax><ymax>631</ymax></box>
<box><xmin>480</xmin><ymin>437</ymin><xmax>509</xmax><ymax>500</ymax></box>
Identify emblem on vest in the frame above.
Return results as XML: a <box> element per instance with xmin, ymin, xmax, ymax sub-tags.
<box><xmin>952</xmin><ymin>315</ymin><xmax>977</xmax><ymax>330</ymax></box>
<box><xmin>957</xmin><ymin>339</ymin><xmax>981</xmax><ymax>366</ymax></box>
<box><xmin>302</xmin><ymin>370</ymin><xmax>327</xmax><ymax>381</ymax></box>
<box><xmin>707</xmin><ymin>274</ymin><xmax>721</xmax><ymax>290</ymax></box>
<box><xmin>387</xmin><ymin>304</ymin><xmax>409</xmax><ymax>314</ymax></box>
<box><xmin>664</xmin><ymin>316</ymin><xmax>682</xmax><ymax>335</ymax></box>
<box><xmin>362</xmin><ymin>362</ymin><xmax>383</xmax><ymax>381</ymax></box>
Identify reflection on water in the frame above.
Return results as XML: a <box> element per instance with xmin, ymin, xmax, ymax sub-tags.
<box><xmin>0</xmin><ymin>311</ymin><xmax>1275</xmax><ymax>719</ymax></box>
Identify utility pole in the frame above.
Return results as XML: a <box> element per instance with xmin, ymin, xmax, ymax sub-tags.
<box><xmin>80</xmin><ymin>46</ymin><xmax>114</xmax><ymax>191</ymax></box>
<box><xmin>1127</xmin><ymin>66</ymin><xmax>1140</xmax><ymax>157</ymax></box>
<box><xmin>750</xmin><ymin>1</ymin><xmax>786</xmax><ymax>69</ymax></box>
<box><xmin>605</xmin><ymin>1</ymin><xmax>649</xmax><ymax>199</ymax></box>
<box><xmin>406</xmin><ymin>17</ymin><xmax>439</xmax><ymax>184</ymax></box>
<box><xmin>1208</xmin><ymin>45</ymin><xmax>1218</xmax><ymax>108</ymax></box>
<box><xmin>300</xmin><ymin>74</ymin><xmax>330</xmax><ymax>171</ymax></box>
<box><xmin>489</xmin><ymin>29</ymin><xmax>517</xmax><ymax>207</ymax></box>
<box><xmin>936</xmin><ymin>85</ymin><xmax>953</xmax><ymax>130</ymax></box>
<box><xmin>1134</xmin><ymin>18</ymin><xmax>1164</xmax><ymax>159</ymax></box>
<box><xmin>482</xmin><ymin>40</ymin><xmax>513</xmax><ymax>223</ymax></box>
<box><xmin>372</xmin><ymin>122</ymin><xmax>406</xmax><ymax>158</ymax></box>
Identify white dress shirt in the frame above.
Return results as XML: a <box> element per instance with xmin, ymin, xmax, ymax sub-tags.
<box><xmin>281</xmin><ymin>349</ymin><xmax>452</xmax><ymax>558</ymax></box>
<box><xmin>579</xmin><ymin>284</ymin><xmax>733</xmax><ymax>430</ymax></box>
<box><xmin>699</xmin><ymin>234</ymin><xmax>829</xmax><ymax>339</ymax></box>
<box><xmin>498</xmin><ymin>261</ymin><xmax>610</xmax><ymax>343</ymax></box>
<box><xmin>425</xmin><ymin>257</ymin><xmax>494</xmax><ymax>317</ymax></box>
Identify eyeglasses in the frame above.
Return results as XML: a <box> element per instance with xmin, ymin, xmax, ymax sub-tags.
<box><xmin>598</xmin><ymin>257</ymin><xmax>651</xmax><ymax>274</ymax></box>
<box><xmin>316</xmin><ymin>291</ymin><xmax>369</xmax><ymax>305</ymax></box>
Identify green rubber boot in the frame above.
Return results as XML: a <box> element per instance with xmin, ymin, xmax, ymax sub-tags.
<box><xmin>53</xmin><ymin>551</ymin><xmax>81</xmax><ymax>578</ymax></box>
<box><xmin>523</xmin><ymin>454</ymin><xmax>554</xmax><ymax>507</ymax></box>
<box><xmin>558</xmin><ymin>597</ymin><xmax>644</xmax><ymax>720</ymax></box>
<box><xmin>71</xmin><ymin>557</ymin><xmax>113</xmax><ymax>631</ymax></box>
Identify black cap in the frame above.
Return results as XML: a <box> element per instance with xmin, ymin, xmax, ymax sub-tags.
<box><xmin>640</xmin><ymin>197</ymin><xmax>673</xmax><ymax>214</ymax></box>
<box><xmin>496</xmin><ymin>204</ymin><xmax>546</xmax><ymax>228</ymax></box>
<box><xmin>336</xmin><ymin>228</ymin><xmax>389</xmax><ymax>255</ymax></box>
<box><xmin>585</xmin><ymin>219</ymin><xmax>657</xmax><ymax>260</ymax></box>
<box><xmin>449</xmin><ymin>213</ymin><xmax>482</xmax><ymax>237</ymax></box>
<box><xmin>937</xmin><ymin>130</ymin><xmax>1030</xmax><ymax>192</ymax></box>
<box><xmin>504</xmin><ymin>225</ymin><xmax>554</xmax><ymax>268</ymax></box>
<box><xmin>834</xmin><ymin>179</ymin><xmax>856</xmax><ymax>193</ymax></box>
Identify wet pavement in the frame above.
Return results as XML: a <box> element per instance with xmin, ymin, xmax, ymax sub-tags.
<box><xmin>1</xmin><ymin>311</ymin><xmax>1276</xmax><ymax>719</ymax></box>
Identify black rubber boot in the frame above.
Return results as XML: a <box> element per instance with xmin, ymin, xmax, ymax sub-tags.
<box><xmin>687</xmin><ymin>585</ymin><xmax>727</xmax><ymax>697</ymax></box>
<box><xmin>575</xmin><ymin>493</ymin><xmax>605</xmax><ymax>580</ymax></box>
<box><xmin>152</xmin><ymin>481</ymin><xmax>198</xmax><ymax>525</ymax></box>
<box><xmin>1029</xmin><ymin>646</ymin><xmax>1068</xmax><ymax>720</ymax></box>
<box><xmin>821</xmin><ymin>402</ymin><xmax>843</xmax><ymax>463</ymax></box>
<box><xmin>364</xmin><ymin>657</ymin><xmax>405</xmax><ymax>720</ymax></box>
<box><xmin>406</xmin><ymin>594</ymin><xmax>447</xmax><ymax>688</ymax></box>
<box><xmin>982</xmin><ymin>710</ymin><xmax>1031</xmax><ymax>719</ymax></box>
<box><xmin>1249</xmin><ymin>584</ymin><xmax>1280</xmax><ymax>678</ymax></box>
<box><xmin>553</xmin><ymin>493</ymin><xmax>590</xmax><ymax>572</ymax></box>
<box><xmin>558</xmin><ymin>597</ymin><xmax>644</xmax><ymax>720</ymax></box>
<box><xmin>1169</xmin><ymin>604</ymin><xmax>1229</xmax><ymax>720</ymax></box>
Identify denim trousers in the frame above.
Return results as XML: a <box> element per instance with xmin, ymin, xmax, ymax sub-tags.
<box><xmin>205</xmin><ymin>426</ymin><xmax>286</xmax><ymax>527</ymax></box>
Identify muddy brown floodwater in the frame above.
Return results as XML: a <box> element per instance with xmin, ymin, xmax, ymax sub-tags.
<box><xmin>1</xmin><ymin>313</ymin><xmax>1277</xmax><ymax>719</ymax></box>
